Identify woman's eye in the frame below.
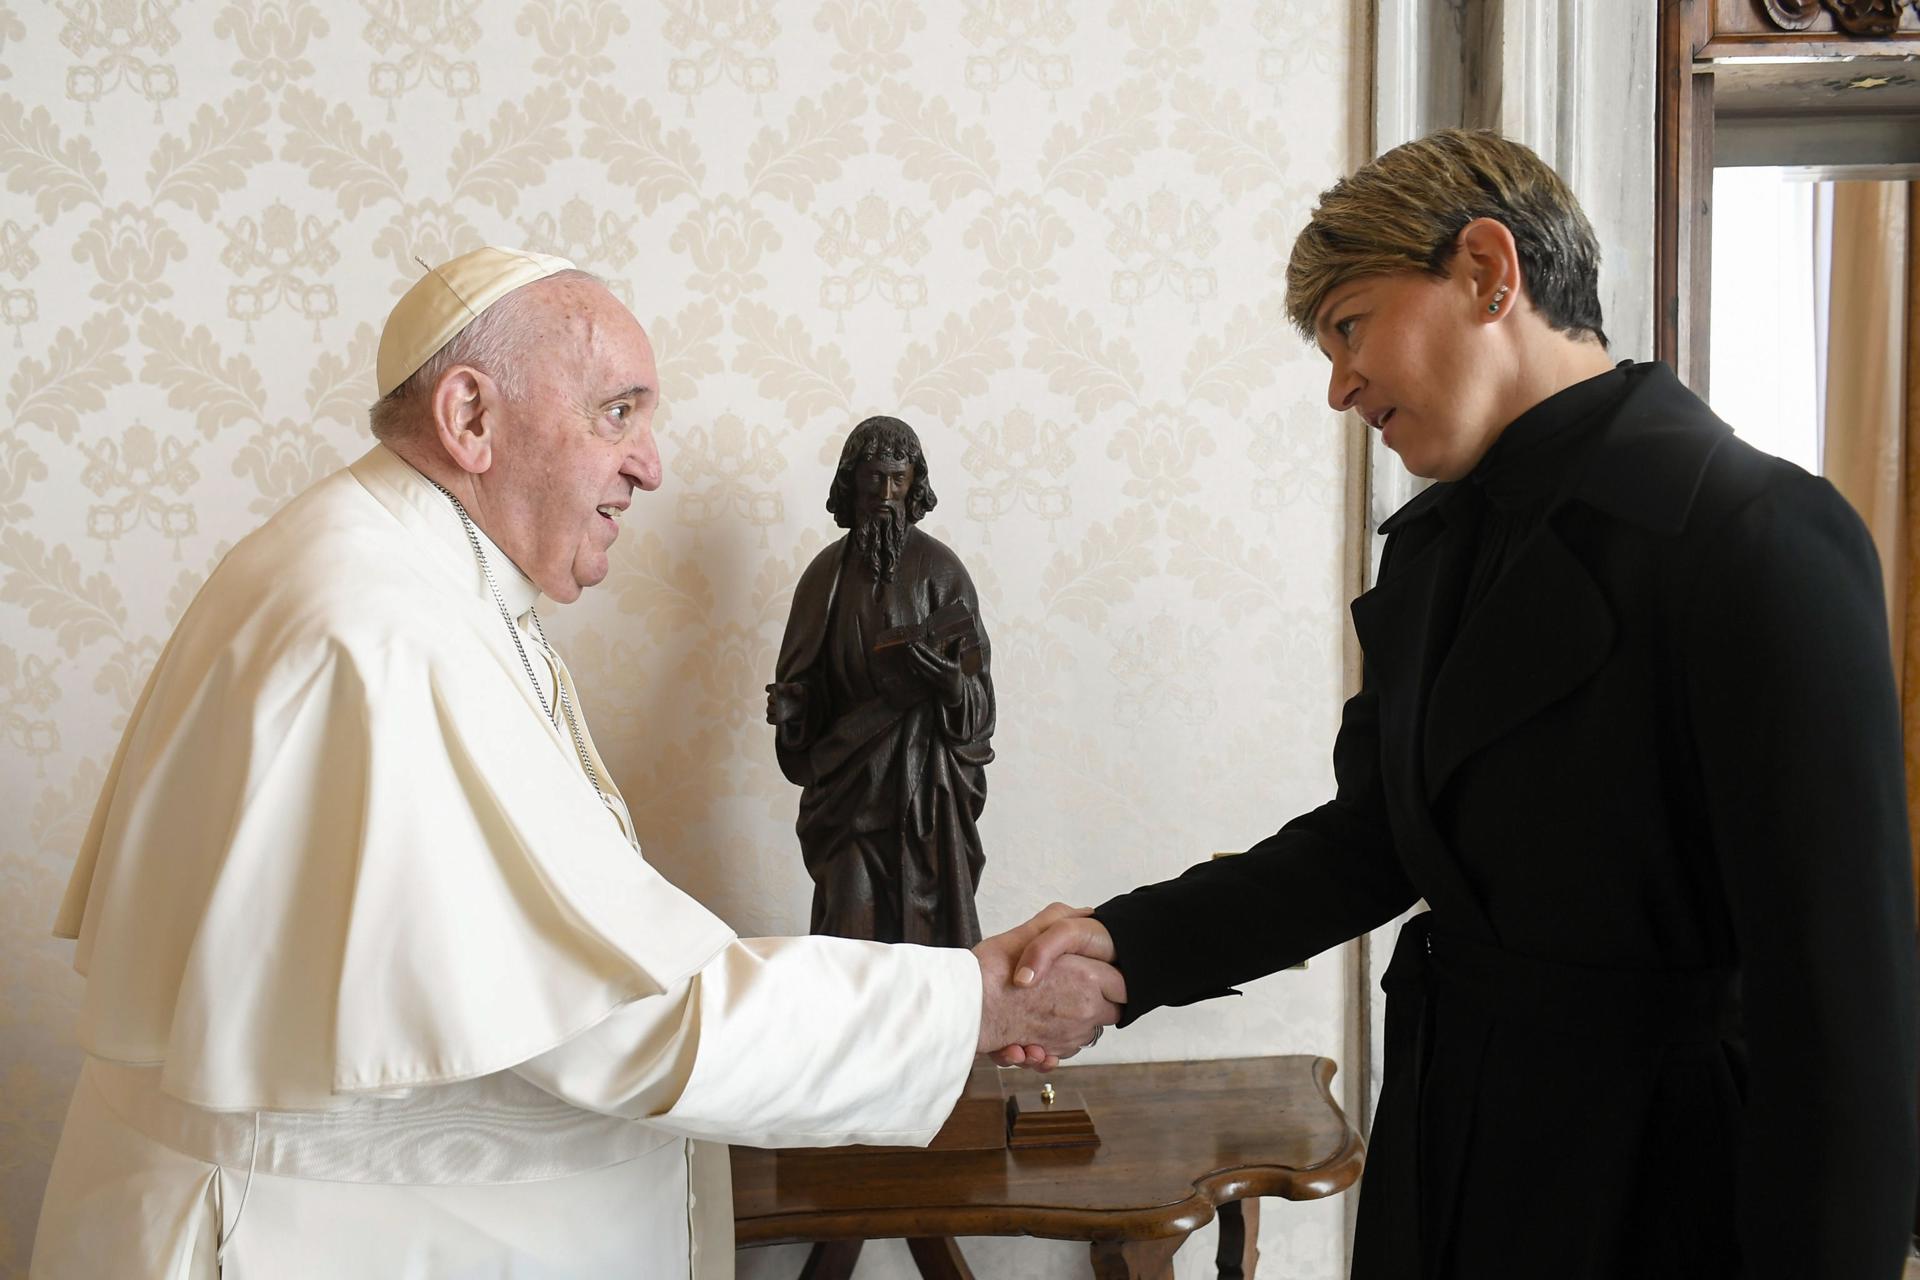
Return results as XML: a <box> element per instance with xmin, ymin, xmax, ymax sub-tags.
<box><xmin>1336</xmin><ymin>318</ymin><xmax>1357</xmax><ymax>341</ymax></box>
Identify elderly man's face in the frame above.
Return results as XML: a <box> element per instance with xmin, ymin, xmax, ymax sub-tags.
<box><xmin>483</xmin><ymin>279</ymin><xmax>661</xmax><ymax>603</ymax></box>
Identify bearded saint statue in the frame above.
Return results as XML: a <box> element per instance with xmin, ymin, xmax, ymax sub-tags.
<box><xmin>766</xmin><ymin>416</ymin><xmax>995</xmax><ymax>948</ymax></box>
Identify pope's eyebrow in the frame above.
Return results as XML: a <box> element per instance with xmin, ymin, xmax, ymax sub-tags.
<box><xmin>603</xmin><ymin>384</ymin><xmax>652</xmax><ymax>404</ymax></box>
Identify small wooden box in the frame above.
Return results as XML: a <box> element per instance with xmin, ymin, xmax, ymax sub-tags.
<box><xmin>1005</xmin><ymin>1085</ymin><xmax>1099</xmax><ymax>1149</ymax></box>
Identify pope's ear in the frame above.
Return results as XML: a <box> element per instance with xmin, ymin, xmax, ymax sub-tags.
<box><xmin>429</xmin><ymin>365</ymin><xmax>498</xmax><ymax>475</ymax></box>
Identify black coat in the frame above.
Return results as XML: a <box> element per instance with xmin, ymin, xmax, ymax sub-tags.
<box><xmin>1095</xmin><ymin>363</ymin><xmax>1918</xmax><ymax>1280</ymax></box>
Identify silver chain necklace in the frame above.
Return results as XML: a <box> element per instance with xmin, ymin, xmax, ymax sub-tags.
<box><xmin>429</xmin><ymin>481</ymin><xmax>613</xmax><ymax>815</ymax></box>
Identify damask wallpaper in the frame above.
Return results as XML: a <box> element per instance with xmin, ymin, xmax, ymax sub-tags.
<box><xmin>0</xmin><ymin>2</ymin><xmax>1363</xmax><ymax>1275</ymax></box>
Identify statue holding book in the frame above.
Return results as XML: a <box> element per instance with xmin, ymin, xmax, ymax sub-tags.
<box><xmin>767</xmin><ymin>415</ymin><xmax>995</xmax><ymax>947</ymax></box>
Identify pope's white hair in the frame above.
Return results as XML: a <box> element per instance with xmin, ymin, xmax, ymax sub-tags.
<box><xmin>367</xmin><ymin>266</ymin><xmax>603</xmax><ymax>442</ymax></box>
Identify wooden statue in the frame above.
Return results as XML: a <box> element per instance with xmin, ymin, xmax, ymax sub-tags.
<box><xmin>766</xmin><ymin>415</ymin><xmax>995</xmax><ymax>947</ymax></box>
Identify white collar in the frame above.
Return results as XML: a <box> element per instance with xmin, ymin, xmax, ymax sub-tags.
<box><xmin>348</xmin><ymin>443</ymin><xmax>544</xmax><ymax>618</ymax></box>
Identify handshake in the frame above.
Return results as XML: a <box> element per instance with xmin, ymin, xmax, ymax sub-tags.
<box><xmin>972</xmin><ymin>903</ymin><xmax>1123</xmax><ymax>1071</ymax></box>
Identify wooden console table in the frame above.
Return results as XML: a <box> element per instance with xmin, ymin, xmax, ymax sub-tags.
<box><xmin>731</xmin><ymin>1055</ymin><xmax>1365</xmax><ymax>1279</ymax></box>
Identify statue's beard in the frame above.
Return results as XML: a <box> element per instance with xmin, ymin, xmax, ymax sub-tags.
<box><xmin>853</xmin><ymin>503</ymin><xmax>907</xmax><ymax>583</ymax></box>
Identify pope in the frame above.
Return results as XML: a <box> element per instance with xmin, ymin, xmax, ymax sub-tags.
<box><xmin>28</xmin><ymin>248</ymin><xmax>1121</xmax><ymax>1279</ymax></box>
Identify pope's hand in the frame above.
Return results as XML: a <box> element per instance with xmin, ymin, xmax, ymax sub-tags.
<box><xmin>974</xmin><ymin>904</ymin><xmax>1124</xmax><ymax>1072</ymax></box>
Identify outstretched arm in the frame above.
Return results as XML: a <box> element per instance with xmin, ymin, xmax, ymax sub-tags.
<box><xmin>515</xmin><ymin>936</ymin><xmax>982</xmax><ymax>1147</ymax></box>
<box><xmin>996</xmin><ymin>676</ymin><xmax>1417</xmax><ymax>1048</ymax></box>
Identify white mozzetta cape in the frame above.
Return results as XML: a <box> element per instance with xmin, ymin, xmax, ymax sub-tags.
<box><xmin>56</xmin><ymin>442</ymin><xmax>750</xmax><ymax>1106</ymax></box>
<box><xmin>36</xmin><ymin>445</ymin><xmax>980</xmax><ymax>1279</ymax></box>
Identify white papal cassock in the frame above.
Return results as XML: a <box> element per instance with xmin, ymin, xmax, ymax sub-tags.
<box><xmin>31</xmin><ymin>443</ymin><xmax>980</xmax><ymax>1279</ymax></box>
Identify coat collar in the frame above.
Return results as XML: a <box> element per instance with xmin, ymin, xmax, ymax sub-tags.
<box><xmin>1375</xmin><ymin>363</ymin><xmax>1731</xmax><ymax>541</ymax></box>
<box><xmin>1567</xmin><ymin>362</ymin><xmax>1731</xmax><ymax>534</ymax></box>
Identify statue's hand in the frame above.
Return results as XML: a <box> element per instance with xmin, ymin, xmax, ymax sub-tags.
<box><xmin>905</xmin><ymin>638</ymin><xmax>966</xmax><ymax>707</ymax></box>
<box><xmin>765</xmin><ymin>681</ymin><xmax>808</xmax><ymax>725</ymax></box>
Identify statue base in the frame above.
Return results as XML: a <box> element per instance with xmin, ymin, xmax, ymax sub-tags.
<box><xmin>1006</xmin><ymin>1083</ymin><xmax>1099</xmax><ymax>1149</ymax></box>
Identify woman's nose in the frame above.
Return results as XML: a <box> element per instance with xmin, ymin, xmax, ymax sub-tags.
<box><xmin>1326</xmin><ymin>361</ymin><xmax>1361</xmax><ymax>414</ymax></box>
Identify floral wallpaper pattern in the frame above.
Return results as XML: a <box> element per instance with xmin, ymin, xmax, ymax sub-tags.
<box><xmin>0</xmin><ymin>2</ymin><xmax>1361</xmax><ymax>1275</ymax></box>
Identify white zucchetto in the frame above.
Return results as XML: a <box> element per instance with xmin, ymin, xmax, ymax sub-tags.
<box><xmin>376</xmin><ymin>246</ymin><xmax>577</xmax><ymax>397</ymax></box>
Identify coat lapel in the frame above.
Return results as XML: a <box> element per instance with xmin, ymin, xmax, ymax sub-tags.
<box><xmin>1416</xmin><ymin>363</ymin><xmax>1732</xmax><ymax>800</ymax></box>
<box><xmin>1351</xmin><ymin>499</ymin><xmax>1475</xmax><ymax>732</ymax></box>
<box><xmin>1351</xmin><ymin>360</ymin><xmax>1732</xmax><ymax>936</ymax></box>
<box><xmin>1351</xmin><ymin>488</ymin><xmax>1493</xmax><ymax>933</ymax></box>
<box><xmin>1422</xmin><ymin>522</ymin><xmax>1615</xmax><ymax>802</ymax></box>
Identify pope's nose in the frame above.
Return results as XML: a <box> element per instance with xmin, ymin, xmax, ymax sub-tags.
<box><xmin>629</xmin><ymin>427</ymin><xmax>663</xmax><ymax>492</ymax></box>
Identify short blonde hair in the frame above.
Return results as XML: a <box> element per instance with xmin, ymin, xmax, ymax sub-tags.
<box><xmin>1284</xmin><ymin>129</ymin><xmax>1606</xmax><ymax>347</ymax></box>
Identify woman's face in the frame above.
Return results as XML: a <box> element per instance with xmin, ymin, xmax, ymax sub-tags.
<box><xmin>1314</xmin><ymin>265</ymin><xmax>1509</xmax><ymax>482</ymax></box>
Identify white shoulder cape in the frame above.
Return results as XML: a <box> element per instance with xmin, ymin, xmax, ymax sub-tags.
<box><xmin>54</xmin><ymin>445</ymin><xmax>735</xmax><ymax>1111</ymax></box>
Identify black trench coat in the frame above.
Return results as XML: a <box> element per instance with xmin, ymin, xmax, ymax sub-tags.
<box><xmin>1095</xmin><ymin>363</ymin><xmax>1917</xmax><ymax>1280</ymax></box>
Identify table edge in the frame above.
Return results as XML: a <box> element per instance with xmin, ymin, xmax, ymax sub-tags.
<box><xmin>735</xmin><ymin>1056</ymin><xmax>1368</xmax><ymax>1246</ymax></box>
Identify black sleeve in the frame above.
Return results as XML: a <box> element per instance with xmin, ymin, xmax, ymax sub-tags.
<box><xmin>1093</xmin><ymin>665</ymin><xmax>1419</xmax><ymax>1025</ymax></box>
<box><xmin>1683</xmin><ymin>469</ymin><xmax>1918</xmax><ymax>1280</ymax></box>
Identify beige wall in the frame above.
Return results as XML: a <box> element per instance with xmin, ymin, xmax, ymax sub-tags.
<box><xmin>0</xmin><ymin>2</ymin><xmax>1363</xmax><ymax>1275</ymax></box>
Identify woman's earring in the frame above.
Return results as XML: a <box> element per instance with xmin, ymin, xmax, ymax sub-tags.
<box><xmin>1488</xmin><ymin>285</ymin><xmax>1510</xmax><ymax>315</ymax></box>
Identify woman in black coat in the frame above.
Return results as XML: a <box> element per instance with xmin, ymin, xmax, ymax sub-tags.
<box><xmin>1001</xmin><ymin>130</ymin><xmax>1918</xmax><ymax>1278</ymax></box>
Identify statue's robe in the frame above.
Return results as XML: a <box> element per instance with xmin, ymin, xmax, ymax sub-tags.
<box><xmin>773</xmin><ymin>527</ymin><xmax>995</xmax><ymax>947</ymax></box>
<box><xmin>31</xmin><ymin>444</ymin><xmax>978</xmax><ymax>1280</ymax></box>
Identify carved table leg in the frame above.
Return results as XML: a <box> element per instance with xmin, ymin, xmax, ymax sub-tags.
<box><xmin>1216</xmin><ymin>1199</ymin><xmax>1260</xmax><ymax>1280</ymax></box>
<box><xmin>1089</xmin><ymin>1234</ymin><xmax>1185</xmax><ymax>1280</ymax></box>
<box><xmin>798</xmin><ymin>1240</ymin><xmax>862</xmax><ymax>1280</ymax></box>
<box><xmin>906</xmin><ymin>1236</ymin><xmax>976</xmax><ymax>1279</ymax></box>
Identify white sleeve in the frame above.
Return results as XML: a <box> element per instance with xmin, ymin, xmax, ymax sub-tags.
<box><xmin>512</xmin><ymin>935</ymin><xmax>982</xmax><ymax>1148</ymax></box>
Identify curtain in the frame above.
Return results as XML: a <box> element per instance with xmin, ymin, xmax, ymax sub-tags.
<box><xmin>1818</xmin><ymin>181</ymin><xmax>1916</xmax><ymax>905</ymax></box>
<box><xmin>1821</xmin><ymin>182</ymin><xmax>1909</xmax><ymax>665</ymax></box>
